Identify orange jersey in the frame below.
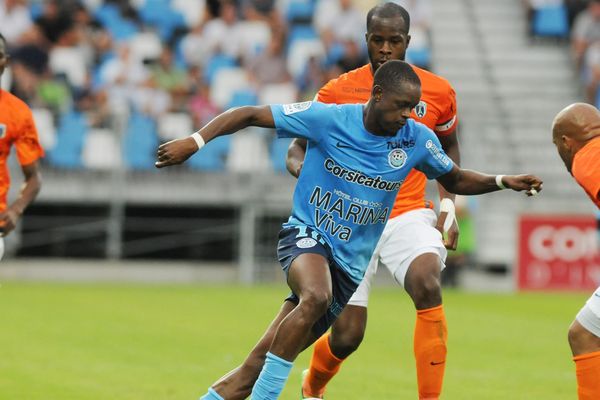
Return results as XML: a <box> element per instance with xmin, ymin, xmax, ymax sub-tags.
<box><xmin>316</xmin><ymin>64</ymin><xmax>458</xmax><ymax>218</ymax></box>
<box><xmin>572</xmin><ymin>136</ymin><xmax>600</xmax><ymax>209</ymax></box>
<box><xmin>0</xmin><ymin>90</ymin><xmax>44</xmax><ymax>211</ymax></box>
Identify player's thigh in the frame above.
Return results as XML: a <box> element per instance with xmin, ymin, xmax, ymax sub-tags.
<box><xmin>378</xmin><ymin>209</ymin><xmax>447</xmax><ymax>288</ymax></box>
<box><xmin>288</xmin><ymin>253</ymin><xmax>332</xmax><ymax>301</ymax></box>
<box><xmin>0</xmin><ymin>238</ymin><xmax>4</xmax><ymax>261</ymax></box>
<box><xmin>573</xmin><ymin>287</ymin><xmax>600</xmax><ymax>354</ymax></box>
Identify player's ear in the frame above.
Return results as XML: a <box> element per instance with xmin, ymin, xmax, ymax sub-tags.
<box><xmin>372</xmin><ymin>85</ymin><xmax>383</xmax><ymax>102</ymax></box>
<box><xmin>406</xmin><ymin>34</ymin><xmax>411</xmax><ymax>47</ymax></box>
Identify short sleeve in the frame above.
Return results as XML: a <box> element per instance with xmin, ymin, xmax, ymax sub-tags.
<box><xmin>15</xmin><ymin>106</ymin><xmax>44</xmax><ymax>166</ymax></box>
<box><xmin>270</xmin><ymin>101</ymin><xmax>330</xmax><ymax>143</ymax></box>
<box><xmin>434</xmin><ymin>84</ymin><xmax>458</xmax><ymax>136</ymax></box>
<box><xmin>415</xmin><ymin>126</ymin><xmax>454</xmax><ymax>179</ymax></box>
<box><xmin>573</xmin><ymin>144</ymin><xmax>600</xmax><ymax>203</ymax></box>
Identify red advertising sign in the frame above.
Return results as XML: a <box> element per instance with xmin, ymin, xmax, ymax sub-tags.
<box><xmin>518</xmin><ymin>215</ymin><xmax>600</xmax><ymax>290</ymax></box>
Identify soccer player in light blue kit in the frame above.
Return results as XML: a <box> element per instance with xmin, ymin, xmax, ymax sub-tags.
<box><xmin>155</xmin><ymin>60</ymin><xmax>542</xmax><ymax>400</ymax></box>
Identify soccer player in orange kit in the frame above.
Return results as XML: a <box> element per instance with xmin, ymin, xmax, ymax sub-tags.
<box><xmin>552</xmin><ymin>103</ymin><xmax>600</xmax><ymax>400</ymax></box>
<box><xmin>0</xmin><ymin>32</ymin><xmax>43</xmax><ymax>258</ymax></box>
<box><xmin>286</xmin><ymin>3</ymin><xmax>459</xmax><ymax>399</ymax></box>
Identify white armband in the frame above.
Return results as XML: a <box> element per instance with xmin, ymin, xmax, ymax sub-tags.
<box><xmin>439</xmin><ymin>198</ymin><xmax>456</xmax><ymax>232</ymax></box>
<box><xmin>495</xmin><ymin>175</ymin><xmax>507</xmax><ymax>190</ymax></box>
<box><xmin>191</xmin><ymin>132</ymin><xmax>205</xmax><ymax>150</ymax></box>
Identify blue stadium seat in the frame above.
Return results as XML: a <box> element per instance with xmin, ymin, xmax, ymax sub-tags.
<box><xmin>47</xmin><ymin>110</ymin><xmax>87</xmax><ymax>169</ymax></box>
<box><xmin>287</xmin><ymin>25</ymin><xmax>319</xmax><ymax>47</ymax></box>
<box><xmin>532</xmin><ymin>5</ymin><xmax>569</xmax><ymax>38</ymax></box>
<box><xmin>95</xmin><ymin>3</ymin><xmax>139</xmax><ymax>41</ymax></box>
<box><xmin>227</xmin><ymin>89</ymin><xmax>258</xmax><ymax>109</ymax></box>
<box><xmin>138</xmin><ymin>0</ymin><xmax>186</xmax><ymax>41</ymax></box>
<box><xmin>286</xmin><ymin>0</ymin><xmax>315</xmax><ymax>23</ymax></box>
<box><xmin>406</xmin><ymin>47</ymin><xmax>431</xmax><ymax>69</ymax></box>
<box><xmin>123</xmin><ymin>112</ymin><xmax>159</xmax><ymax>170</ymax></box>
<box><xmin>187</xmin><ymin>136</ymin><xmax>231</xmax><ymax>171</ymax></box>
<box><xmin>203</xmin><ymin>54</ymin><xmax>237</xmax><ymax>84</ymax></box>
<box><xmin>270</xmin><ymin>137</ymin><xmax>293</xmax><ymax>173</ymax></box>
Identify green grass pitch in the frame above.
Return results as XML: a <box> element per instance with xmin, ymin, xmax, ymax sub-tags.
<box><xmin>0</xmin><ymin>282</ymin><xmax>588</xmax><ymax>399</ymax></box>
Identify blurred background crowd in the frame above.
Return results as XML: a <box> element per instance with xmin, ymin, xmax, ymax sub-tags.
<box><xmin>0</xmin><ymin>0</ymin><xmax>432</xmax><ymax>172</ymax></box>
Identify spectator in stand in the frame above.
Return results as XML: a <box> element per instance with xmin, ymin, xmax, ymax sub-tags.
<box><xmin>150</xmin><ymin>46</ymin><xmax>189</xmax><ymax>111</ymax></box>
<box><xmin>572</xmin><ymin>0</ymin><xmax>600</xmax><ymax>72</ymax></box>
<box><xmin>246</xmin><ymin>27</ymin><xmax>291</xmax><ymax>87</ymax></box>
<box><xmin>0</xmin><ymin>0</ymin><xmax>34</xmax><ymax>45</ymax></box>
<box><xmin>571</xmin><ymin>0</ymin><xmax>600</xmax><ymax>103</ymax></box>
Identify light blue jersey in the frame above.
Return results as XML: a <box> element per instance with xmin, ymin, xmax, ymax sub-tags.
<box><xmin>271</xmin><ymin>101</ymin><xmax>453</xmax><ymax>284</ymax></box>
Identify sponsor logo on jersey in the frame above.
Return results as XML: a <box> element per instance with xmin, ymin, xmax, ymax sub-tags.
<box><xmin>414</xmin><ymin>101</ymin><xmax>427</xmax><ymax>118</ymax></box>
<box><xmin>387</xmin><ymin>139</ymin><xmax>415</xmax><ymax>149</ymax></box>
<box><xmin>336</xmin><ymin>141</ymin><xmax>353</xmax><ymax>149</ymax></box>
<box><xmin>388</xmin><ymin>148</ymin><xmax>407</xmax><ymax>169</ymax></box>
<box><xmin>283</xmin><ymin>101</ymin><xmax>312</xmax><ymax>115</ymax></box>
<box><xmin>425</xmin><ymin>139</ymin><xmax>451</xmax><ymax>167</ymax></box>
<box><xmin>0</xmin><ymin>124</ymin><xmax>6</xmax><ymax>139</ymax></box>
<box><xmin>296</xmin><ymin>238</ymin><xmax>317</xmax><ymax>248</ymax></box>
<box><xmin>323</xmin><ymin>158</ymin><xmax>403</xmax><ymax>192</ymax></box>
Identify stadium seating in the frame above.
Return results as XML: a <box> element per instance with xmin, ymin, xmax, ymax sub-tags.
<box><xmin>187</xmin><ymin>135</ymin><xmax>231</xmax><ymax>171</ymax></box>
<box><xmin>82</xmin><ymin>128</ymin><xmax>121</xmax><ymax>169</ymax></box>
<box><xmin>270</xmin><ymin>137</ymin><xmax>293</xmax><ymax>173</ymax></box>
<box><xmin>31</xmin><ymin>108</ymin><xmax>56</xmax><ymax>152</ymax></box>
<box><xmin>532</xmin><ymin>4</ymin><xmax>569</xmax><ymax>38</ymax></box>
<box><xmin>47</xmin><ymin>110</ymin><xmax>87</xmax><ymax>169</ymax></box>
<box><xmin>209</xmin><ymin>68</ymin><xmax>250</xmax><ymax>109</ymax></box>
<box><xmin>158</xmin><ymin>113</ymin><xmax>194</xmax><ymax>141</ymax></box>
<box><xmin>123</xmin><ymin>112</ymin><xmax>159</xmax><ymax>170</ymax></box>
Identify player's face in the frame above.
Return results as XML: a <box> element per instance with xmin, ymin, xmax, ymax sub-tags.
<box><xmin>366</xmin><ymin>16</ymin><xmax>410</xmax><ymax>73</ymax></box>
<box><xmin>373</xmin><ymin>82</ymin><xmax>421</xmax><ymax>136</ymax></box>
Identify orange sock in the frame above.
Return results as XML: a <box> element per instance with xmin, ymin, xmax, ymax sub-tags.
<box><xmin>574</xmin><ymin>350</ymin><xmax>600</xmax><ymax>400</ymax></box>
<box><xmin>414</xmin><ymin>305</ymin><xmax>447</xmax><ymax>400</ymax></box>
<box><xmin>303</xmin><ymin>332</ymin><xmax>344</xmax><ymax>398</ymax></box>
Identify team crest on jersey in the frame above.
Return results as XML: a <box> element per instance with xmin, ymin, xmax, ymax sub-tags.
<box><xmin>388</xmin><ymin>148</ymin><xmax>407</xmax><ymax>169</ymax></box>
<box><xmin>0</xmin><ymin>124</ymin><xmax>6</xmax><ymax>139</ymax></box>
<box><xmin>414</xmin><ymin>101</ymin><xmax>427</xmax><ymax>118</ymax></box>
<box><xmin>283</xmin><ymin>101</ymin><xmax>312</xmax><ymax>115</ymax></box>
<box><xmin>296</xmin><ymin>238</ymin><xmax>317</xmax><ymax>249</ymax></box>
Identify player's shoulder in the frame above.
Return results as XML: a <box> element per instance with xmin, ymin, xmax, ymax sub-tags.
<box><xmin>325</xmin><ymin>65</ymin><xmax>372</xmax><ymax>89</ymax></box>
<box><xmin>411</xmin><ymin>65</ymin><xmax>454</xmax><ymax>94</ymax></box>
<box><xmin>0</xmin><ymin>90</ymin><xmax>32</xmax><ymax>113</ymax></box>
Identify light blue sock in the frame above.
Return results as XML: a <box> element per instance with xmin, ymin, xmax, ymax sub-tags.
<box><xmin>250</xmin><ymin>352</ymin><xmax>294</xmax><ymax>400</ymax></box>
<box><xmin>199</xmin><ymin>388</ymin><xmax>224</xmax><ymax>400</ymax></box>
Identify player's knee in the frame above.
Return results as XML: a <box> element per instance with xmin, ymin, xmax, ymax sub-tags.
<box><xmin>410</xmin><ymin>274</ymin><xmax>442</xmax><ymax>309</ymax></box>
<box><xmin>330</xmin><ymin>325</ymin><xmax>364</xmax><ymax>358</ymax></box>
<box><xmin>300</xmin><ymin>290</ymin><xmax>332</xmax><ymax>319</ymax></box>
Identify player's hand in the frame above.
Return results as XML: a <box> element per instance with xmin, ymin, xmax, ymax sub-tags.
<box><xmin>436</xmin><ymin>211</ymin><xmax>460</xmax><ymax>250</ymax></box>
<box><xmin>155</xmin><ymin>137</ymin><xmax>198</xmax><ymax>168</ymax></box>
<box><xmin>0</xmin><ymin>208</ymin><xmax>19</xmax><ymax>237</ymax></box>
<box><xmin>503</xmin><ymin>175</ymin><xmax>543</xmax><ymax>196</ymax></box>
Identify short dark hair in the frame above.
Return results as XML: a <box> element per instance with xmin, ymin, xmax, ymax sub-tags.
<box><xmin>366</xmin><ymin>2</ymin><xmax>410</xmax><ymax>34</ymax></box>
<box><xmin>373</xmin><ymin>60</ymin><xmax>420</xmax><ymax>91</ymax></box>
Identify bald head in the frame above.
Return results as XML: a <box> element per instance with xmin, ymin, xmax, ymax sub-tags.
<box><xmin>552</xmin><ymin>103</ymin><xmax>600</xmax><ymax>142</ymax></box>
<box><xmin>552</xmin><ymin>103</ymin><xmax>600</xmax><ymax>172</ymax></box>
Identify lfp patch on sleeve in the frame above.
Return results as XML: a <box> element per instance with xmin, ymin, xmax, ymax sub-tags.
<box><xmin>283</xmin><ymin>101</ymin><xmax>313</xmax><ymax>115</ymax></box>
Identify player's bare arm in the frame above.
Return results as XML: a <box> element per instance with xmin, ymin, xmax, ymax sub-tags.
<box><xmin>436</xmin><ymin>164</ymin><xmax>543</xmax><ymax>196</ymax></box>
<box><xmin>286</xmin><ymin>138</ymin><xmax>307</xmax><ymax>178</ymax></box>
<box><xmin>155</xmin><ymin>106</ymin><xmax>275</xmax><ymax>168</ymax></box>
<box><xmin>436</xmin><ymin>129</ymin><xmax>461</xmax><ymax>250</ymax></box>
<box><xmin>0</xmin><ymin>161</ymin><xmax>42</xmax><ymax>236</ymax></box>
